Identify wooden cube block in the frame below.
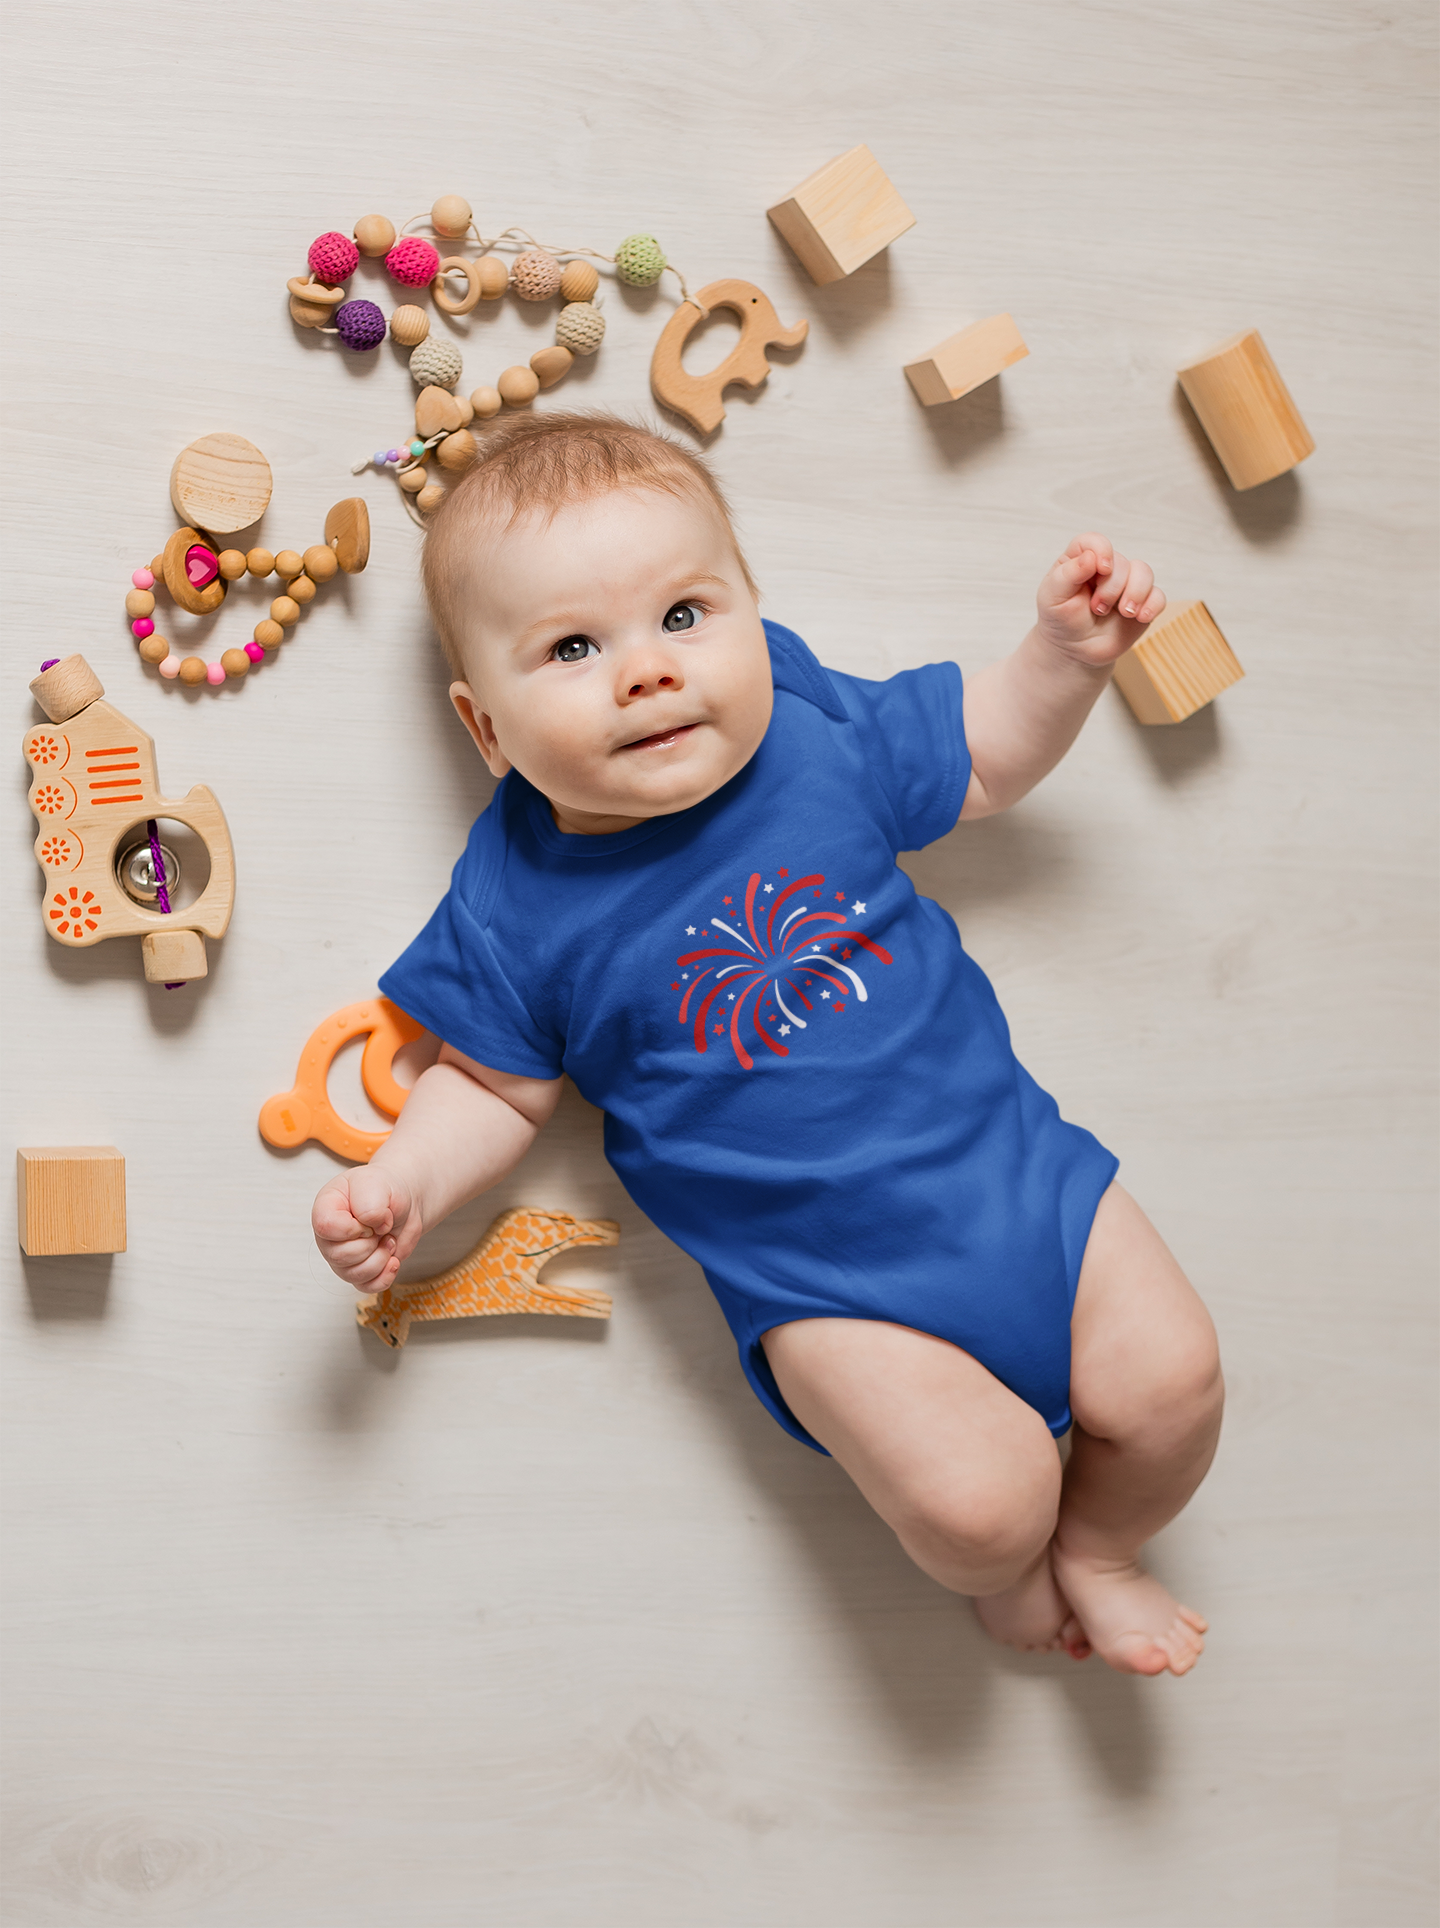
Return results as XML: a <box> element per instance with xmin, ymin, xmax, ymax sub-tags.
<box><xmin>141</xmin><ymin>928</ymin><xmax>207</xmax><ymax>984</ymax></box>
<box><xmin>767</xmin><ymin>144</ymin><xmax>915</xmax><ymax>285</ymax></box>
<box><xmin>1111</xmin><ymin>601</ymin><xmax>1244</xmax><ymax>726</ymax></box>
<box><xmin>903</xmin><ymin>315</ymin><xmax>1029</xmax><ymax>407</ymax></box>
<box><xmin>1177</xmin><ymin>329</ymin><xmax>1314</xmax><ymax>491</ymax></box>
<box><xmin>17</xmin><ymin>1146</ymin><xmax>126</xmax><ymax>1256</ymax></box>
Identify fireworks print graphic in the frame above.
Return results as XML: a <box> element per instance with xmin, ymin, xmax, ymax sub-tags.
<box><xmin>672</xmin><ymin>868</ymin><xmax>892</xmax><ymax>1070</ymax></box>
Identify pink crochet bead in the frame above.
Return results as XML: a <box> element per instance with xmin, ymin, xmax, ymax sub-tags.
<box><xmin>158</xmin><ymin>655</ymin><xmax>182</xmax><ymax>679</ymax></box>
<box><xmin>308</xmin><ymin>230</ymin><xmax>360</xmax><ymax>285</ymax></box>
<box><xmin>386</xmin><ymin>235</ymin><xmax>440</xmax><ymax>287</ymax></box>
<box><xmin>132</xmin><ymin>617</ymin><xmax>154</xmax><ymax>639</ymax></box>
<box><xmin>206</xmin><ymin>661</ymin><xmax>227</xmax><ymax>685</ymax></box>
<box><xmin>244</xmin><ymin>641</ymin><xmax>265</xmax><ymax>663</ymax></box>
<box><xmin>132</xmin><ymin>566</ymin><xmax>154</xmax><ymax>590</ymax></box>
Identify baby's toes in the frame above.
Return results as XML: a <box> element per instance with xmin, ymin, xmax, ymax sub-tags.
<box><xmin>1178</xmin><ymin>1605</ymin><xmax>1209</xmax><ymax>1634</ymax></box>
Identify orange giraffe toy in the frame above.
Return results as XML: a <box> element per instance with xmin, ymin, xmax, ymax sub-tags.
<box><xmin>356</xmin><ymin>1207</ymin><xmax>618</xmax><ymax>1346</ymax></box>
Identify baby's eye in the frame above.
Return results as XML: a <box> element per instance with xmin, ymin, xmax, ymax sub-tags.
<box><xmin>551</xmin><ymin>635</ymin><xmax>595</xmax><ymax>664</ymax></box>
<box><xmin>662</xmin><ymin>601</ymin><xmax>703</xmax><ymax>634</ymax></box>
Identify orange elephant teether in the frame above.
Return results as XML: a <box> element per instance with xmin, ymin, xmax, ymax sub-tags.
<box><xmin>649</xmin><ymin>278</ymin><xmax>808</xmax><ymax>436</ymax></box>
<box><xmin>258</xmin><ymin>996</ymin><xmax>424</xmax><ymax>1162</ymax></box>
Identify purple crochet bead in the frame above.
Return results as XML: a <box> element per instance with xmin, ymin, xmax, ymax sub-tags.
<box><xmin>333</xmin><ymin>299</ymin><xmax>386</xmax><ymax>352</ymax></box>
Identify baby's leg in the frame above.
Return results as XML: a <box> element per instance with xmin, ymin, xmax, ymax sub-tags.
<box><xmin>760</xmin><ymin>1320</ymin><xmax>1074</xmax><ymax>1650</ymax></box>
<box><xmin>1051</xmin><ymin>1183</ymin><xmax>1224</xmax><ymax>1677</ymax></box>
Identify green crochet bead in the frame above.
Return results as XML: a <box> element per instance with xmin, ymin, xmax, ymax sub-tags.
<box><xmin>614</xmin><ymin>233</ymin><xmax>666</xmax><ymax>288</ymax></box>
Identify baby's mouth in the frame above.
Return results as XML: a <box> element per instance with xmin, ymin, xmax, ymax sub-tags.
<box><xmin>617</xmin><ymin>721</ymin><xmax>699</xmax><ymax>753</ymax></box>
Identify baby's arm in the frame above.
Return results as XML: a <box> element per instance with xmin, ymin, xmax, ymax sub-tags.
<box><xmin>311</xmin><ymin>1046</ymin><xmax>561</xmax><ymax>1294</ymax></box>
<box><xmin>960</xmin><ymin>533</ymin><xmax>1165</xmax><ymax>818</ymax></box>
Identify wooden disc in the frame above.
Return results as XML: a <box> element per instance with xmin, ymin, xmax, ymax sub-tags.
<box><xmin>162</xmin><ymin>526</ymin><xmax>227</xmax><ymax>615</ymax></box>
<box><xmin>170</xmin><ymin>433</ymin><xmax>273</xmax><ymax>536</ymax></box>
<box><xmin>324</xmin><ymin>498</ymin><xmax>371</xmax><ymax>574</ymax></box>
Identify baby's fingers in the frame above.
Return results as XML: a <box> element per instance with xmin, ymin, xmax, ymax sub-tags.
<box><xmin>340</xmin><ymin>1242</ymin><xmax>401</xmax><ymax>1292</ymax></box>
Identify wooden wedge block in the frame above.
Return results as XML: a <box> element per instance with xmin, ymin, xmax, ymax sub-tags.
<box><xmin>1112</xmin><ymin>600</ymin><xmax>1244</xmax><ymax>725</ymax></box>
<box><xmin>17</xmin><ymin>1146</ymin><xmax>126</xmax><ymax>1256</ymax></box>
<box><xmin>1177</xmin><ymin>330</ymin><xmax>1314</xmax><ymax>490</ymax></box>
<box><xmin>767</xmin><ymin>144</ymin><xmax>915</xmax><ymax>285</ymax></box>
<box><xmin>903</xmin><ymin>314</ymin><xmax>1029</xmax><ymax>407</ymax></box>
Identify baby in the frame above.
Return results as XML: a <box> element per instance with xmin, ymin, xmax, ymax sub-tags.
<box><xmin>314</xmin><ymin>414</ymin><xmax>1223</xmax><ymax>1677</ymax></box>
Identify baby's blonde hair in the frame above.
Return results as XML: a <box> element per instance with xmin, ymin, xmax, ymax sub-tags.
<box><xmin>420</xmin><ymin>411</ymin><xmax>758</xmax><ymax>674</ymax></box>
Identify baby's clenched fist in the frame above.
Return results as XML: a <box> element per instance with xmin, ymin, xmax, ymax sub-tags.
<box><xmin>312</xmin><ymin>1167</ymin><xmax>421</xmax><ymax>1292</ymax></box>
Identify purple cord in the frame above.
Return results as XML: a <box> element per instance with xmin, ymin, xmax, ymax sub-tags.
<box><xmin>39</xmin><ymin>658</ymin><xmax>59</xmax><ymax>671</ymax></box>
<box><xmin>146</xmin><ymin>818</ymin><xmax>182</xmax><ymax>989</ymax></box>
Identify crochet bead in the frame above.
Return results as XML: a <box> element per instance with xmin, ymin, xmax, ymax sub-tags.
<box><xmin>125</xmin><ymin>589</ymin><xmax>155</xmax><ymax>619</ymax></box>
<box><xmin>158</xmin><ymin>655</ymin><xmax>182</xmax><ymax>679</ymax></box>
<box><xmin>431</xmin><ymin>194</ymin><xmax>472</xmax><ymax>238</ymax></box>
<box><xmin>555</xmin><ymin>301</ymin><xmax>605</xmax><ymax>355</ymax></box>
<box><xmin>354</xmin><ymin>214</ymin><xmax>396</xmax><ymax>258</ymax></box>
<box><xmin>138</xmin><ymin>633</ymin><xmax>169</xmax><ymax>665</ymax></box>
<box><xmin>254</xmin><ymin>619</ymin><xmax>284</xmax><ymax>648</ymax></box>
<box><xmin>386</xmin><ymin>236</ymin><xmax>440</xmax><ymax>287</ymax></box>
<box><xmin>303</xmin><ymin>545</ymin><xmax>339</xmax><ymax>582</ymax></box>
<box><xmin>244</xmin><ymin>641</ymin><xmax>265</xmax><ymax>663</ymax></box>
<box><xmin>417</xmin><ymin>484</ymin><xmax>447</xmax><ymax>513</ymax></box>
<box><xmin>476</xmin><ymin>255</ymin><xmax>509</xmax><ymax>299</ymax></box>
<box><xmin>131</xmin><ymin>566</ymin><xmax>154</xmax><ymax>590</ymax></box>
<box><xmin>334</xmin><ymin>299</ymin><xmax>387</xmax><ymax>351</ymax></box>
<box><xmin>274</xmin><ymin>550</ymin><xmax>303</xmax><ymax>579</ymax></box>
<box><xmin>470</xmin><ymin>385</ymin><xmax>502</xmax><ymax>419</ymax></box>
<box><xmin>132</xmin><ymin>618</ymin><xmax>154</xmax><ymax>639</ymax></box>
<box><xmin>511</xmin><ymin>249</ymin><xmax>562</xmax><ymax>301</ymax></box>
<box><xmin>247</xmin><ymin>548</ymin><xmax>274</xmax><ymax>577</ymax></box>
<box><xmin>390</xmin><ymin>304</ymin><xmax>430</xmax><ymax>347</ymax></box>
<box><xmin>560</xmin><ymin>260</ymin><xmax>600</xmax><ymax>303</ymax></box>
<box><xmin>530</xmin><ymin>345</ymin><xmax>574</xmax><ymax>389</ymax></box>
<box><xmin>221</xmin><ymin>648</ymin><xmax>251</xmax><ymax>678</ymax></box>
<box><xmin>308</xmin><ymin>231</ymin><xmax>360</xmax><ymax>285</ymax></box>
<box><xmin>498</xmin><ymin>365</ymin><xmax>539</xmax><ymax>406</ymax></box>
<box><xmin>408</xmin><ymin>335</ymin><xmax>463</xmax><ymax>389</ymax></box>
<box><xmin>614</xmin><ymin>233</ymin><xmax>666</xmax><ymax>287</ymax></box>
<box><xmin>218</xmin><ymin>550</ymin><xmax>248</xmax><ymax>580</ymax></box>
<box><xmin>179</xmin><ymin>657</ymin><xmax>208</xmax><ymax>686</ymax></box>
<box><xmin>206</xmin><ymin>660</ymin><xmax>227</xmax><ymax>685</ymax></box>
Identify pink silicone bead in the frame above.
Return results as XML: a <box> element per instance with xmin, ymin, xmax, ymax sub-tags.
<box><xmin>158</xmin><ymin>655</ymin><xmax>182</xmax><ymax>679</ymax></box>
<box><xmin>132</xmin><ymin>567</ymin><xmax>154</xmax><ymax>590</ymax></box>
<box><xmin>206</xmin><ymin>661</ymin><xmax>227</xmax><ymax>685</ymax></box>
<box><xmin>244</xmin><ymin>641</ymin><xmax>265</xmax><ymax>663</ymax></box>
<box><xmin>132</xmin><ymin>617</ymin><xmax>155</xmax><ymax>638</ymax></box>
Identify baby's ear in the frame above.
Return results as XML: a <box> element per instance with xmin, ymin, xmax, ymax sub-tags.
<box><xmin>450</xmin><ymin>683</ymin><xmax>512</xmax><ymax>779</ymax></box>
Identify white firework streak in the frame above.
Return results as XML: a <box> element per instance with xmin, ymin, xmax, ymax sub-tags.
<box><xmin>715</xmin><ymin>962</ymin><xmax>755</xmax><ymax>982</ymax></box>
<box><xmin>773</xmin><ymin>984</ymin><xmax>808</xmax><ymax>1029</ymax></box>
<box><xmin>774</xmin><ymin>903</ymin><xmax>813</xmax><ymax>947</ymax></box>
<box><xmin>791</xmin><ymin>949</ymin><xmax>869</xmax><ymax>1001</ymax></box>
<box><xmin>709</xmin><ymin>917</ymin><xmax>757</xmax><ymax>953</ymax></box>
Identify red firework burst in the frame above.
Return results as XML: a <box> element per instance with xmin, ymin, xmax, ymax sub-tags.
<box><xmin>674</xmin><ymin>872</ymin><xmax>892</xmax><ymax>1069</ymax></box>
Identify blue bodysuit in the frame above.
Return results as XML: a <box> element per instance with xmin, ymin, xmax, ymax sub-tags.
<box><xmin>380</xmin><ymin>621</ymin><xmax>1119</xmax><ymax>1452</ymax></box>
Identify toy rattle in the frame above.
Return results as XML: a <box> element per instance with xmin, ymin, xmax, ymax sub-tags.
<box><xmin>125</xmin><ymin>433</ymin><xmax>369</xmax><ymax>689</ymax></box>
<box><xmin>649</xmin><ymin>280</ymin><xmax>809</xmax><ymax>436</ymax></box>
<box><xmin>25</xmin><ymin>656</ymin><xmax>235</xmax><ymax>985</ymax></box>
<box><xmin>356</xmin><ymin>1208</ymin><xmax>617</xmax><ymax>1347</ymax></box>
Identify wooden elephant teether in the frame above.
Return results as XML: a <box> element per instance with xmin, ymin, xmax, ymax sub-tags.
<box><xmin>25</xmin><ymin>655</ymin><xmax>235</xmax><ymax>985</ymax></box>
<box><xmin>356</xmin><ymin>1207</ymin><xmax>619</xmax><ymax>1347</ymax></box>
<box><xmin>258</xmin><ymin>996</ymin><xmax>424</xmax><ymax>1162</ymax></box>
<box><xmin>649</xmin><ymin>279</ymin><xmax>808</xmax><ymax>435</ymax></box>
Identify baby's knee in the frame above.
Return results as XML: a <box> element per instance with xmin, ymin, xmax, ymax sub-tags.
<box><xmin>897</xmin><ymin>1454</ymin><xmax>1060</xmax><ymax>1594</ymax></box>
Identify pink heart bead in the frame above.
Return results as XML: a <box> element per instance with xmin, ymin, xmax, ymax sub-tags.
<box><xmin>185</xmin><ymin>544</ymin><xmax>220</xmax><ymax>588</ymax></box>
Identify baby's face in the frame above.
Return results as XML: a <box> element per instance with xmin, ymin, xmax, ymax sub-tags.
<box><xmin>449</xmin><ymin>488</ymin><xmax>773</xmax><ymax>834</ymax></box>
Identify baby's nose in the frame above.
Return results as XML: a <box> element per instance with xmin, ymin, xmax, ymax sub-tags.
<box><xmin>628</xmin><ymin>673</ymin><xmax>676</xmax><ymax>696</ymax></box>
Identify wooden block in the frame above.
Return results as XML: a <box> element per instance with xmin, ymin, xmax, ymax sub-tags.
<box><xmin>169</xmin><ymin>433</ymin><xmax>274</xmax><ymax>536</ymax></box>
<box><xmin>17</xmin><ymin>1146</ymin><xmax>126</xmax><ymax>1256</ymax></box>
<box><xmin>1111</xmin><ymin>600</ymin><xmax>1244</xmax><ymax>725</ymax></box>
<box><xmin>1177</xmin><ymin>330</ymin><xmax>1315</xmax><ymax>490</ymax></box>
<box><xmin>141</xmin><ymin>928</ymin><xmax>207</xmax><ymax>983</ymax></box>
<box><xmin>904</xmin><ymin>314</ymin><xmax>1029</xmax><ymax>406</ymax></box>
<box><xmin>767</xmin><ymin>144</ymin><xmax>915</xmax><ymax>285</ymax></box>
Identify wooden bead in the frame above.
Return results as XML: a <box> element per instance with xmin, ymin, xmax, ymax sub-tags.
<box><xmin>178</xmin><ymin>657</ymin><xmax>208</xmax><ymax>686</ymax></box>
<box><xmin>218</xmin><ymin>550</ymin><xmax>248</xmax><ymax>580</ymax></box>
<box><xmin>221</xmin><ymin>647</ymin><xmax>251</xmax><ymax>678</ymax></box>
<box><xmin>273</xmin><ymin>549</ymin><xmax>303</xmax><ymax>580</ymax></box>
<box><xmin>270</xmin><ymin>596</ymin><xmax>300</xmax><ymax>625</ymax></box>
<box><xmin>290</xmin><ymin>292</ymin><xmax>334</xmax><ymax>329</ymax></box>
<box><xmin>433</xmin><ymin>257</ymin><xmax>481</xmax><ymax>316</ymax></box>
<box><xmin>390</xmin><ymin>304</ymin><xmax>430</xmax><ymax>347</ymax></box>
<box><xmin>400</xmin><ymin>467</ymin><xmax>429</xmax><ymax>494</ymax></box>
<box><xmin>124</xmin><ymin>588</ymin><xmax>155</xmax><ymax>620</ymax></box>
<box><xmin>170</xmin><ymin>432</ymin><xmax>274</xmax><ymax>537</ymax></box>
<box><xmin>324</xmin><ymin>498</ymin><xmax>371</xmax><ymax>574</ymax></box>
<box><xmin>150</xmin><ymin>555</ymin><xmax>164</xmax><ymax>579</ymax></box>
<box><xmin>254</xmin><ymin>619</ymin><xmax>284</xmax><ymax>648</ymax></box>
<box><xmin>288</xmin><ymin>573</ymin><xmax>317</xmax><ymax>604</ymax></box>
<box><xmin>302</xmin><ymin>544</ymin><xmax>339</xmax><ymax>582</ymax></box>
<box><xmin>286</xmin><ymin>275</ymin><xmax>345</xmax><ymax>309</ymax></box>
<box><xmin>415</xmin><ymin>385</ymin><xmax>464</xmax><ymax>438</ymax></box>
<box><xmin>476</xmin><ymin>255</ymin><xmax>509</xmax><ymax>299</ymax></box>
<box><xmin>354</xmin><ymin>215</ymin><xmax>397</xmax><ymax>257</ymax></box>
<box><xmin>246</xmin><ymin>548</ymin><xmax>275</xmax><ymax>578</ymax></box>
<box><xmin>431</xmin><ymin>194</ymin><xmax>473</xmax><ymax>238</ymax></box>
<box><xmin>454</xmin><ymin>392</ymin><xmax>475</xmax><ymax>425</ymax></box>
<box><xmin>560</xmin><ymin>259</ymin><xmax>600</xmax><ymax>302</ymax></box>
<box><xmin>530</xmin><ymin>345</ymin><xmax>574</xmax><ymax>389</ymax></box>
<box><xmin>498</xmin><ymin>365</ymin><xmax>540</xmax><ymax>406</ymax></box>
<box><xmin>435</xmin><ymin>429</ymin><xmax>478</xmax><ymax>473</ymax></box>
<box><xmin>417</xmin><ymin>484</ymin><xmax>447</xmax><ymax>513</ymax></box>
<box><xmin>470</xmin><ymin>386</ymin><xmax>502</xmax><ymax>419</ymax></box>
<box><xmin>138</xmin><ymin>633</ymin><xmax>170</xmax><ymax>665</ymax></box>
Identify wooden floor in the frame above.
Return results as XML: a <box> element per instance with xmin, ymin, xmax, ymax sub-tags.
<box><xmin>3</xmin><ymin>3</ymin><xmax>1435</xmax><ymax>1922</ymax></box>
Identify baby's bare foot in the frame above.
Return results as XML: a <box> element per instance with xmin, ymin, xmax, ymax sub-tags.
<box><xmin>1051</xmin><ymin>1546</ymin><xmax>1207</xmax><ymax>1677</ymax></box>
<box><xmin>974</xmin><ymin>1551</ymin><xmax>1092</xmax><ymax>1657</ymax></box>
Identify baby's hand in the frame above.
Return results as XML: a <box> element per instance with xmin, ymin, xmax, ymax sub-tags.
<box><xmin>312</xmin><ymin>1166</ymin><xmax>422</xmax><ymax>1294</ymax></box>
<box><xmin>1037</xmin><ymin>533</ymin><xmax>1165</xmax><ymax>667</ymax></box>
